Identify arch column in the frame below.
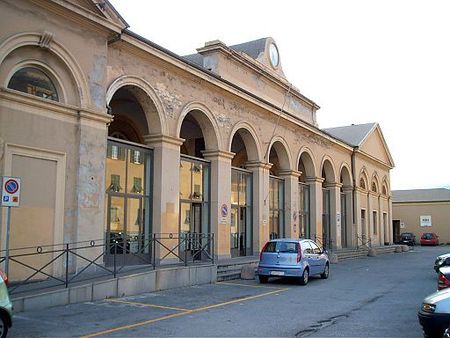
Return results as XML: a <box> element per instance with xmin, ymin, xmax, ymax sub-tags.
<box><xmin>202</xmin><ymin>150</ymin><xmax>235</xmax><ymax>260</ymax></box>
<box><xmin>305</xmin><ymin>177</ymin><xmax>324</xmax><ymax>242</ymax></box>
<box><xmin>246</xmin><ymin>161</ymin><xmax>272</xmax><ymax>254</ymax></box>
<box><xmin>323</xmin><ymin>182</ymin><xmax>343</xmax><ymax>250</ymax></box>
<box><xmin>278</xmin><ymin>170</ymin><xmax>301</xmax><ymax>239</ymax></box>
<box><xmin>144</xmin><ymin>134</ymin><xmax>184</xmax><ymax>236</ymax></box>
<box><xmin>342</xmin><ymin>186</ymin><xmax>354</xmax><ymax>248</ymax></box>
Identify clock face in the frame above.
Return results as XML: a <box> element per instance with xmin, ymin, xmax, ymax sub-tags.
<box><xmin>269</xmin><ymin>43</ymin><xmax>279</xmax><ymax>67</ymax></box>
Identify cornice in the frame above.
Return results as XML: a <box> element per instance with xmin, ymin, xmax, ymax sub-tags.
<box><xmin>354</xmin><ymin>149</ymin><xmax>393</xmax><ymax>170</ymax></box>
<box><xmin>32</xmin><ymin>0</ymin><xmax>122</xmax><ymax>35</ymax></box>
<box><xmin>0</xmin><ymin>88</ymin><xmax>110</xmax><ymax>124</ymax></box>
<box><xmin>277</xmin><ymin>169</ymin><xmax>302</xmax><ymax>178</ymax></box>
<box><xmin>305</xmin><ymin>177</ymin><xmax>325</xmax><ymax>184</ymax></box>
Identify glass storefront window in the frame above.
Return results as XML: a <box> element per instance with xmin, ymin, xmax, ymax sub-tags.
<box><xmin>231</xmin><ymin>168</ymin><xmax>252</xmax><ymax>257</ymax></box>
<box><xmin>105</xmin><ymin>140</ymin><xmax>153</xmax><ymax>262</ymax></box>
<box><xmin>299</xmin><ymin>183</ymin><xmax>310</xmax><ymax>238</ymax></box>
<box><xmin>269</xmin><ymin>176</ymin><xmax>284</xmax><ymax>239</ymax></box>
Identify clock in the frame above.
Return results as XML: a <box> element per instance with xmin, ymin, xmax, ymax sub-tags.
<box><xmin>269</xmin><ymin>43</ymin><xmax>279</xmax><ymax>68</ymax></box>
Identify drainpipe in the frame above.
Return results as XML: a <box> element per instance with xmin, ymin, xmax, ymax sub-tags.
<box><xmin>351</xmin><ymin>146</ymin><xmax>358</xmax><ymax>225</ymax></box>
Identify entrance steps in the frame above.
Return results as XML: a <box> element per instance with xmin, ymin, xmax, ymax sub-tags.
<box><xmin>335</xmin><ymin>245</ymin><xmax>405</xmax><ymax>261</ymax></box>
<box><xmin>217</xmin><ymin>256</ymin><xmax>259</xmax><ymax>281</ymax></box>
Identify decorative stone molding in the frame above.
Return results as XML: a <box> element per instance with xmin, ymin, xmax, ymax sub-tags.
<box><xmin>201</xmin><ymin>149</ymin><xmax>235</xmax><ymax>160</ymax></box>
<box><xmin>144</xmin><ymin>134</ymin><xmax>184</xmax><ymax>147</ymax></box>
<box><xmin>39</xmin><ymin>31</ymin><xmax>54</xmax><ymax>49</ymax></box>
<box><xmin>244</xmin><ymin>161</ymin><xmax>272</xmax><ymax>171</ymax></box>
<box><xmin>278</xmin><ymin>169</ymin><xmax>301</xmax><ymax>178</ymax></box>
<box><xmin>305</xmin><ymin>176</ymin><xmax>325</xmax><ymax>184</ymax></box>
<box><xmin>323</xmin><ymin>182</ymin><xmax>343</xmax><ymax>189</ymax></box>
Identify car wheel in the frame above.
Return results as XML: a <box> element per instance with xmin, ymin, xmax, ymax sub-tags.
<box><xmin>259</xmin><ymin>275</ymin><xmax>269</xmax><ymax>284</ymax></box>
<box><xmin>321</xmin><ymin>263</ymin><xmax>330</xmax><ymax>279</ymax></box>
<box><xmin>0</xmin><ymin>313</ymin><xmax>8</xmax><ymax>338</ymax></box>
<box><xmin>300</xmin><ymin>268</ymin><xmax>309</xmax><ymax>285</ymax></box>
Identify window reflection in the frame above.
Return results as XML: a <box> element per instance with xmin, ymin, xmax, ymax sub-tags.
<box><xmin>8</xmin><ymin>67</ymin><xmax>59</xmax><ymax>101</ymax></box>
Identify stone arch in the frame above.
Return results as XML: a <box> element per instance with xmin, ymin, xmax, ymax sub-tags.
<box><xmin>228</xmin><ymin>122</ymin><xmax>262</xmax><ymax>163</ymax></box>
<box><xmin>340</xmin><ymin>163</ymin><xmax>352</xmax><ymax>187</ymax></box>
<box><xmin>320</xmin><ymin>156</ymin><xmax>337</xmax><ymax>183</ymax></box>
<box><xmin>107</xmin><ymin>76</ymin><xmax>167</xmax><ymax>135</ymax></box>
<box><xmin>359</xmin><ymin>167</ymin><xmax>369</xmax><ymax>190</ymax></box>
<box><xmin>267</xmin><ymin>136</ymin><xmax>292</xmax><ymax>174</ymax></box>
<box><xmin>0</xmin><ymin>32</ymin><xmax>90</xmax><ymax>107</ymax></box>
<box><xmin>297</xmin><ymin>147</ymin><xmax>317</xmax><ymax>180</ymax></box>
<box><xmin>177</xmin><ymin>101</ymin><xmax>221</xmax><ymax>151</ymax></box>
<box><xmin>371</xmin><ymin>173</ymin><xmax>380</xmax><ymax>193</ymax></box>
<box><xmin>381</xmin><ymin>176</ymin><xmax>389</xmax><ymax>195</ymax></box>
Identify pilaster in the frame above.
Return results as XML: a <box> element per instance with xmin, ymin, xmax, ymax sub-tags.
<box><xmin>202</xmin><ymin>150</ymin><xmax>235</xmax><ymax>260</ymax></box>
<box><xmin>323</xmin><ymin>182</ymin><xmax>342</xmax><ymax>250</ymax></box>
<box><xmin>278</xmin><ymin>170</ymin><xmax>301</xmax><ymax>239</ymax></box>
<box><xmin>246</xmin><ymin>161</ymin><xmax>272</xmax><ymax>255</ymax></box>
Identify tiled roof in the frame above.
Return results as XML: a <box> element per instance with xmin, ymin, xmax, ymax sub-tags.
<box><xmin>229</xmin><ymin>38</ymin><xmax>268</xmax><ymax>59</ymax></box>
<box><xmin>392</xmin><ymin>188</ymin><xmax>450</xmax><ymax>202</ymax></box>
<box><xmin>182</xmin><ymin>53</ymin><xmax>204</xmax><ymax>67</ymax></box>
<box><xmin>323</xmin><ymin>123</ymin><xmax>377</xmax><ymax>147</ymax></box>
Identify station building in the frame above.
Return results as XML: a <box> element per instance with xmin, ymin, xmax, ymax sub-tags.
<box><xmin>392</xmin><ymin>188</ymin><xmax>450</xmax><ymax>244</ymax></box>
<box><xmin>0</xmin><ymin>0</ymin><xmax>395</xmax><ymax>280</ymax></box>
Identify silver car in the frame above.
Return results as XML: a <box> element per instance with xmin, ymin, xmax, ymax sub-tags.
<box><xmin>418</xmin><ymin>287</ymin><xmax>450</xmax><ymax>338</ymax></box>
<box><xmin>257</xmin><ymin>238</ymin><xmax>329</xmax><ymax>285</ymax></box>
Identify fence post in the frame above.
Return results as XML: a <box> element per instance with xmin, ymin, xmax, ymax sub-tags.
<box><xmin>212</xmin><ymin>233</ymin><xmax>215</xmax><ymax>264</ymax></box>
<box><xmin>152</xmin><ymin>234</ymin><xmax>156</xmax><ymax>270</ymax></box>
<box><xmin>65</xmin><ymin>243</ymin><xmax>69</xmax><ymax>288</ymax></box>
<box><xmin>113</xmin><ymin>241</ymin><xmax>117</xmax><ymax>279</ymax></box>
<box><xmin>184</xmin><ymin>234</ymin><xmax>188</xmax><ymax>266</ymax></box>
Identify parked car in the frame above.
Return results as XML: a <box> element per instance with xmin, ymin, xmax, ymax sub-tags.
<box><xmin>399</xmin><ymin>232</ymin><xmax>416</xmax><ymax>246</ymax></box>
<box><xmin>421</xmin><ymin>233</ymin><xmax>440</xmax><ymax>246</ymax></box>
<box><xmin>418</xmin><ymin>287</ymin><xmax>450</xmax><ymax>338</ymax></box>
<box><xmin>438</xmin><ymin>267</ymin><xmax>450</xmax><ymax>291</ymax></box>
<box><xmin>0</xmin><ymin>270</ymin><xmax>12</xmax><ymax>338</ymax></box>
<box><xmin>257</xmin><ymin>238</ymin><xmax>329</xmax><ymax>285</ymax></box>
<box><xmin>435</xmin><ymin>254</ymin><xmax>450</xmax><ymax>273</ymax></box>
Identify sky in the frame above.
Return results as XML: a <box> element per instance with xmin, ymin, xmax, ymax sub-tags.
<box><xmin>109</xmin><ymin>0</ymin><xmax>450</xmax><ymax>190</ymax></box>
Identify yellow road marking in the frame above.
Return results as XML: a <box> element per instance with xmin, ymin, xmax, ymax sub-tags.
<box><xmin>79</xmin><ymin>311</ymin><xmax>192</xmax><ymax>338</ymax></box>
<box><xmin>106</xmin><ymin>298</ymin><xmax>190</xmax><ymax>312</ymax></box>
<box><xmin>217</xmin><ymin>281</ymin><xmax>284</xmax><ymax>289</ymax></box>
<box><xmin>81</xmin><ymin>287</ymin><xmax>288</xmax><ymax>337</ymax></box>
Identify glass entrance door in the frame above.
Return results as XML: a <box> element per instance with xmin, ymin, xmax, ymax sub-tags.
<box><xmin>231</xmin><ymin>168</ymin><xmax>252</xmax><ymax>257</ymax></box>
<box><xmin>105</xmin><ymin>140</ymin><xmax>152</xmax><ymax>265</ymax></box>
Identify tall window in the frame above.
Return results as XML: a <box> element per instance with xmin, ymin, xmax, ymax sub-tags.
<box><xmin>8</xmin><ymin>67</ymin><xmax>59</xmax><ymax>101</ymax></box>
<box><xmin>230</xmin><ymin>168</ymin><xmax>252</xmax><ymax>256</ymax></box>
<box><xmin>373</xmin><ymin>211</ymin><xmax>378</xmax><ymax>235</ymax></box>
<box><xmin>269</xmin><ymin>176</ymin><xmax>284</xmax><ymax>239</ymax></box>
<box><xmin>179</xmin><ymin>156</ymin><xmax>210</xmax><ymax>235</ymax></box>
<box><xmin>298</xmin><ymin>183</ymin><xmax>310</xmax><ymax>238</ymax></box>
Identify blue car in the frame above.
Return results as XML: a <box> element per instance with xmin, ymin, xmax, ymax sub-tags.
<box><xmin>257</xmin><ymin>238</ymin><xmax>329</xmax><ymax>285</ymax></box>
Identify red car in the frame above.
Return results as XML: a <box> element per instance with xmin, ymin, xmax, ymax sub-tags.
<box><xmin>421</xmin><ymin>232</ymin><xmax>439</xmax><ymax>246</ymax></box>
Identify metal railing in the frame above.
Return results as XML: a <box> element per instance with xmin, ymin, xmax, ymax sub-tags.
<box><xmin>313</xmin><ymin>234</ymin><xmax>333</xmax><ymax>252</ymax></box>
<box><xmin>0</xmin><ymin>232</ymin><xmax>214</xmax><ymax>295</ymax></box>
<box><xmin>356</xmin><ymin>234</ymin><xmax>372</xmax><ymax>249</ymax></box>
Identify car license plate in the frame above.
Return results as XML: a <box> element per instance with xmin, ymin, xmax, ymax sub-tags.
<box><xmin>270</xmin><ymin>271</ymin><xmax>285</xmax><ymax>276</ymax></box>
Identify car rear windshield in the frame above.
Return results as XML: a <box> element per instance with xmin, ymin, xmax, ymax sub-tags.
<box><xmin>422</xmin><ymin>233</ymin><xmax>433</xmax><ymax>239</ymax></box>
<box><xmin>263</xmin><ymin>241</ymin><xmax>299</xmax><ymax>253</ymax></box>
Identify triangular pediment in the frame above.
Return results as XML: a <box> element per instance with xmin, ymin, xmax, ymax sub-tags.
<box><xmin>64</xmin><ymin>0</ymin><xmax>128</xmax><ymax>29</ymax></box>
<box><xmin>360</xmin><ymin>125</ymin><xmax>395</xmax><ymax>168</ymax></box>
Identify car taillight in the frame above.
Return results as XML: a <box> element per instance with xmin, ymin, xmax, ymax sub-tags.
<box><xmin>0</xmin><ymin>270</ymin><xmax>8</xmax><ymax>286</ymax></box>
<box><xmin>260</xmin><ymin>243</ymin><xmax>269</xmax><ymax>261</ymax></box>
<box><xmin>297</xmin><ymin>244</ymin><xmax>302</xmax><ymax>263</ymax></box>
<box><xmin>438</xmin><ymin>273</ymin><xmax>450</xmax><ymax>290</ymax></box>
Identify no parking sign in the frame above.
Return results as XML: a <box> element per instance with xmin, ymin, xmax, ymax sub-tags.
<box><xmin>1</xmin><ymin>176</ymin><xmax>21</xmax><ymax>207</ymax></box>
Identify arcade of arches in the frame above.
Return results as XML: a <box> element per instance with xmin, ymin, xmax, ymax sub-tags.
<box><xmin>0</xmin><ymin>0</ymin><xmax>395</xmax><ymax>270</ymax></box>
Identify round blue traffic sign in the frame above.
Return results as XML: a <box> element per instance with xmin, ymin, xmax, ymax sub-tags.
<box><xmin>4</xmin><ymin>179</ymin><xmax>19</xmax><ymax>194</ymax></box>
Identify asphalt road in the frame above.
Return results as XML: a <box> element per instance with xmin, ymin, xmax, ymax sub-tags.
<box><xmin>11</xmin><ymin>245</ymin><xmax>447</xmax><ymax>337</ymax></box>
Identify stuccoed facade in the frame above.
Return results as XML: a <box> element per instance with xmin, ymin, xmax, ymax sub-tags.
<box><xmin>0</xmin><ymin>0</ymin><xmax>394</xmax><ymax>280</ymax></box>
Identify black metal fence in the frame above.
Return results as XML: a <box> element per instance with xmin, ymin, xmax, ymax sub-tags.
<box><xmin>0</xmin><ymin>232</ymin><xmax>214</xmax><ymax>295</ymax></box>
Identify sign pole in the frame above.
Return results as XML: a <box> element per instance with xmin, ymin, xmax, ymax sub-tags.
<box><xmin>4</xmin><ymin>207</ymin><xmax>11</xmax><ymax>276</ymax></box>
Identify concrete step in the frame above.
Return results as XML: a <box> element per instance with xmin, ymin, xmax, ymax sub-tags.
<box><xmin>217</xmin><ymin>258</ymin><xmax>258</xmax><ymax>281</ymax></box>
